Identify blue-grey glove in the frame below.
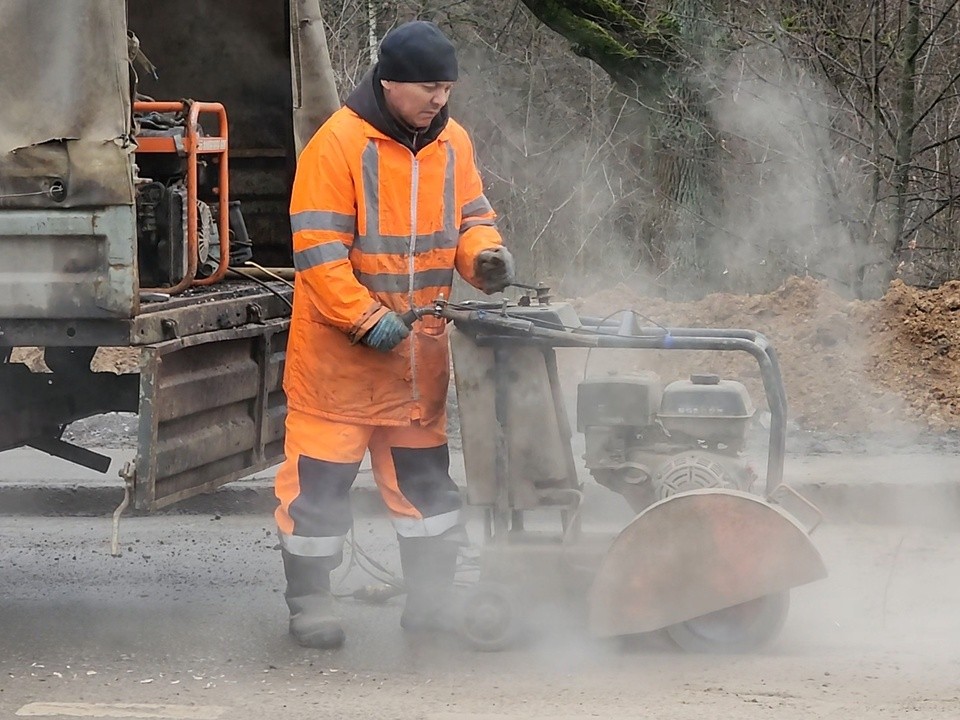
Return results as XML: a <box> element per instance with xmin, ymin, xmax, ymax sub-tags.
<box><xmin>361</xmin><ymin>311</ymin><xmax>411</xmax><ymax>352</ymax></box>
<box><xmin>474</xmin><ymin>246</ymin><xmax>515</xmax><ymax>294</ymax></box>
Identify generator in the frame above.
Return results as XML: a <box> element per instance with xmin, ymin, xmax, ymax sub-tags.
<box><xmin>133</xmin><ymin>100</ymin><xmax>252</xmax><ymax>292</ymax></box>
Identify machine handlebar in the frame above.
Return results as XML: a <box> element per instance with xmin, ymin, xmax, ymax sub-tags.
<box><xmin>400</xmin><ymin>298</ymin><xmax>788</xmax><ymax>495</ymax></box>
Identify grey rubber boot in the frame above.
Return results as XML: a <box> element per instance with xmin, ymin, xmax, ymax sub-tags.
<box><xmin>282</xmin><ymin>550</ymin><xmax>345</xmax><ymax>649</ymax></box>
<box><xmin>398</xmin><ymin>532</ymin><xmax>461</xmax><ymax>632</ymax></box>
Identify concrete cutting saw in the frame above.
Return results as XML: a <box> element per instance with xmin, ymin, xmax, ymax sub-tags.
<box><xmin>403</xmin><ymin>286</ymin><xmax>826</xmax><ymax>652</ymax></box>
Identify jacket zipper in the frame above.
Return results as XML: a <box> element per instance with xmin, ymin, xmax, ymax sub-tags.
<box><xmin>409</xmin><ymin>154</ymin><xmax>420</xmax><ymax>405</ymax></box>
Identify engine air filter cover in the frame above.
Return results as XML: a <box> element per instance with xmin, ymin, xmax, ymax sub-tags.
<box><xmin>659</xmin><ymin>376</ymin><xmax>754</xmax><ymax>442</ymax></box>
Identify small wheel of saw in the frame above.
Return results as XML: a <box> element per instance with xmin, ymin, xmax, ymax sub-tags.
<box><xmin>665</xmin><ymin>591</ymin><xmax>790</xmax><ymax>653</ymax></box>
<box><xmin>458</xmin><ymin>582</ymin><xmax>521</xmax><ymax>652</ymax></box>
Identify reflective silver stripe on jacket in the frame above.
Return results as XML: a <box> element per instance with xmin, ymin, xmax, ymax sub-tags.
<box><xmin>354</xmin><ymin>140</ymin><xmax>459</xmax><ymax>257</ymax></box>
<box><xmin>461</xmin><ymin>194</ymin><xmax>493</xmax><ymax>219</ymax></box>
<box><xmin>459</xmin><ymin>193</ymin><xmax>496</xmax><ymax>234</ymax></box>
<box><xmin>293</xmin><ymin>241</ymin><xmax>350</xmax><ymax>271</ymax></box>
<box><xmin>361</xmin><ymin>140</ymin><xmax>380</xmax><ymax>241</ymax></box>
<box><xmin>290</xmin><ymin>210</ymin><xmax>356</xmax><ymax>234</ymax></box>
<box><xmin>443</xmin><ymin>144</ymin><xmax>457</xmax><ymax>240</ymax></box>
<box><xmin>392</xmin><ymin>509</ymin><xmax>461</xmax><ymax>538</ymax></box>
<box><xmin>355</xmin><ymin>267</ymin><xmax>455</xmax><ymax>293</ymax></box>
<box><xmin>460</xmin><ymin>217</ymin><xmax>496</xmax><ymax>232</ymax></box>
<box><xmin>279</xmin><ymin>532</ymin><xmax>345</xmax><ymax>558</ymax></box>
<box><xmin>354</xmin><ymin>229</ymin><xmax>453</xmax><ymax>256</ymax></box>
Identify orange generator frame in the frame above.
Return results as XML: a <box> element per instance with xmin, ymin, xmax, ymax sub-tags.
<box><xmin>134</xmin><ymin>100</ymin><xmax>231</xmax><ymax>294</ymax></box>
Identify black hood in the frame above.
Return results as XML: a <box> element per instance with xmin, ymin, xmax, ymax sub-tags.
<box><xmin>345</xmin><ymin>66</ymin><xmax>448</xmax><ymax>154</ymax></box>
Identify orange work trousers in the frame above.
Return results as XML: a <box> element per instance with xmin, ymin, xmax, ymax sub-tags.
<box><xmin>274</xmin><ymin>408</ymin><xmax>462</xmax><ymax>558</ymax></box>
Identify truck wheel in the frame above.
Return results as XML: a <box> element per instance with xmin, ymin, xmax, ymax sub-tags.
<box><xmin>666</xmin><ymin>591</ymin><xmax>790</xmax><ymax>653</ymax></box>
<box><xmin>458</xmin><ymin>583</ymin><xmax>520</xmax><ymax>652</ymax></box>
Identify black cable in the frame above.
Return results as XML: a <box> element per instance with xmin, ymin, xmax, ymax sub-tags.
<box><xmin>580</xmin><ymin>309</ymin><xmax>673</xmax><ymax>380</ymax></box>
<box><xmin>226</xmin><ymin>267</ymin><xmax>293</xmax><ymax>309</ymax></box>
<box><xmin>583</xmin><ymin>309</ymin><xmax>626</xmax><ymax>381</ymax></box>
<box><xmin>331</xmin><ymin>526</ymin><xmax>404</xmax><ymax>601</ymax></box>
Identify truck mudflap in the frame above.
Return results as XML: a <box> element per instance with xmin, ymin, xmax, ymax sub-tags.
<box><xmin>132</xmin><ymin>317</ymin><xmax>288</xmax><ymax>510</ymax></box>
<box><xmin>588</xmin><ymin>488</ymin><xmax>827</xmax><ymax>639</ymax></box>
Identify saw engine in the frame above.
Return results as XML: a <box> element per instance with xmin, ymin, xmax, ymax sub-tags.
<box><xmin>578</xmin><ymin>372</ymin><xmax>757</xmax><ymax>512</ymax></box>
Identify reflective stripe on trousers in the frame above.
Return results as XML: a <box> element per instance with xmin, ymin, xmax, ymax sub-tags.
<box><xmin>274</xmin><ymin>408</ymin><xmax>462</xmax><ymax>558</ymax></box>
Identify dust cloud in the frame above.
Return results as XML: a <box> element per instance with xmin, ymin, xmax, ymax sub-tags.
<box><xmin>709</xmin><ymin>44</ymin><xmax>877</xmax><ymax>295</ymax></box>
<box><xmin>445</xmin><ymin>34</ymin><xmax>960</xmax><ymax>674</ymax></box>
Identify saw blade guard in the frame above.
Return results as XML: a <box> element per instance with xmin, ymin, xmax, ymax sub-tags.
<box><xmin>588</xmin><ymin>488</ymin><xmax>827</xmax><ymax>638</ymax></box>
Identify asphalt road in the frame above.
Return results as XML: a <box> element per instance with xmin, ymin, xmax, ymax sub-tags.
<box><xmin>2</xmin><ymin>512</ymin><xmax>959</xmax><ymax>719</ymax></box>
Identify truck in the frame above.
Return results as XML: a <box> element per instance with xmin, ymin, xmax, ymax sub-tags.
<box><xmin>0</xmin><ymin>1</ymin><xmax>336</xmax><ymax>511</ymax></box>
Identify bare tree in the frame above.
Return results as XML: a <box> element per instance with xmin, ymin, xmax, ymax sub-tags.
<box><xmin>315</xmin><ymin>0</ymin><xmax>960</xmax><ymax>295</ymax></box>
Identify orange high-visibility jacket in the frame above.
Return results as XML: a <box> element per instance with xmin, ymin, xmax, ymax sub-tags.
<box><xmin>284</xmin><ymin>104</ymin><xmax>503</xmax><ymax>426</ymax></box>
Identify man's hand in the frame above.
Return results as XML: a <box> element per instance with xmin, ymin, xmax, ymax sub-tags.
<box><xmin>474</xmin><ymin>246</ymin><xmax>515</xmax><ymax>294</ymax></box>
<box><xmin>361</xmin><ymin>312</ymin><xmax>411</xmax><ymax>352</ymax></box>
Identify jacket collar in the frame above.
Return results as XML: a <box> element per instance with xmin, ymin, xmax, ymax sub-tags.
<box><xmin>345</xmin><ymin>66</ymin><xmax>450</xmax><ymax>153</ymax></box>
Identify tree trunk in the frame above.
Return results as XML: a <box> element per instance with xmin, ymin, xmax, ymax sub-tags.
<box><xmin>890</xmin><ymin>0</ymin><xmax>921</xmax><ymax>267</ymax></box>
<box><xmin>367</xmin><ymin>0</ymin><xmax>379</xmax><ymax>67</ymax></box>
<box><xmin>859</xmin><ymin>0</ymin><xmax>884</xmax><ymax>298</ymax></box>
<box><xmin>289</xmin><ymin>0</ymin><xmax>341</xmax><ymax>156</ymax></box>
<box><xmin>518</xmin><ymin>0</ymin><xmax>673</xmax><ymax>85</ymax></box>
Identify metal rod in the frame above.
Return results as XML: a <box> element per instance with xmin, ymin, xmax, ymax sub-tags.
<box><xmin>239</xmin><ymin>266</ymin><xmax>296</xmax><ymax>283</ymax></box>
<box><xmin>543</xmin><ymin>347</ymin><xmax>582</xmax><ymax>538</ymax></box>
<box><xmin>111</xmin><ymin>461</ymin><xmax>135</xmax><ymax>557</ymax></box>
<box><xmin>27</xmin><ymin>437</ymin><xmax>112</xmax><ymax>474</ymax></box>
<box><xmin>492</xmin><ymin>347</ymin><xmax>512</xmax><ymax>539</ymax></box>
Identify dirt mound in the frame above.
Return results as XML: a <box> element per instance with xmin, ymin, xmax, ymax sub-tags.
<box><xmin>574</xmin><ymin>276</ymin><xmax>960</xmax><ymax>433</ymax></box>
<box><xmin>862</xmin><ymin>279</ymin><xmax>960</xmax><ymax>431</ymax></box>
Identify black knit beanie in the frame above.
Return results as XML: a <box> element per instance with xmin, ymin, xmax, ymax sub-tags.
<box><xmin>377</xmin><ymin>21</ymin><xmax>458</xmax><ymax>83</ymax></box>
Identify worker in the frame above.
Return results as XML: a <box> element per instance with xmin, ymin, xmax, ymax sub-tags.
<box><xmin>275</xmin><ymin>20</ymin><xmax>514</xmax><ymax>649</ymax></box>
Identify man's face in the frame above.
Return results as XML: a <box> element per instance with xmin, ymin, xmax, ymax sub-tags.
<box><xmin>381</xmin><ymin>80</ymin><xmax>454</xmax><ymax>129</ymax></box>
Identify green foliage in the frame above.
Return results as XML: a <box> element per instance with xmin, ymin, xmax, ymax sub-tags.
<box><xmin>579</xmin><ymin>0</ymin><xmax>649</xmax><ymax>32</ymax></box>
<box><xmin>779</xmin><ymin>12</ymin><xmax>803</xmax><ymax>33</ymax></box>
<box><xmin>654</xmin><ymin>10</ymin><xmax>680</xmax><ymax>35</ymax></box>
<box><xmin>521</xmin><ymin>0</ymin><xmax>679</xmax><ymax>81</ymax></box>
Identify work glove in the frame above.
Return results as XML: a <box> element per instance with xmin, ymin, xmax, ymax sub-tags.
<box><xmin>361</xmin><ymin>311</ymin><xmax>411</xmax><ymax>352</ymax></box>
<box><xmin>474</xmin><ymin>246</ymin><xmax>515</xmax><ymax>294</ymax></box>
